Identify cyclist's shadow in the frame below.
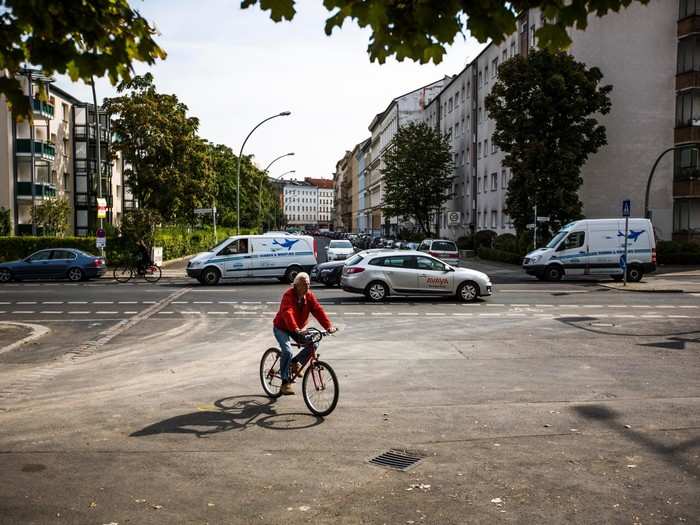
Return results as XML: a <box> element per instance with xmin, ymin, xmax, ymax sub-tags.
<box><xmin>130</xmin><ymin>395</ymin><xmax>323</xmax><ymax>438</ymax></box>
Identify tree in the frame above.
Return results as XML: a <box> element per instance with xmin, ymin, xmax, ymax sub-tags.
<box><xmin>242</xmin><ymin>0</ymin><xmax>649</xmax><ymax>64</ymax></box>
<box><xmin>485</xmin><ymin>49</ymin><xmax>612</xmax><ymax>235</ymax></box>
<box><xmin>0</xmin><ymin>207</ymin><xmax>11</xmax><ymax>236</ymax></box>
<box><xmin>381</xmin><ymin>122</ymin><xmax>453</xmax><ymax>236</ymax></box>
<box><xmin>0</xmin><ymin>0</ymin><xmax>165</xmax><ymax>115</ymax></box>
<box><xmin>31</xmin><ymin>197</ymin><xmax>70</xmax><ymax>236</ymax></box>
<box><xmin>104</xmin><ymin>74</ymin><xmax>216</xmax><ymax>222</ymax></box>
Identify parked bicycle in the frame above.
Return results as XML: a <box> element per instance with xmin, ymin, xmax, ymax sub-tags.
<box><xmin>113</xmin><ymin>260</ymin><xmax>162</xmax><ymax>283</ymax></box>
<box><xmin>260</xmin><ymin>327</ymin><xmax>339</xmax><ymax>417</ymax></box>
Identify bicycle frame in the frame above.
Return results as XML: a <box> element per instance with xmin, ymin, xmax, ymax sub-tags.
<box><xmin>267</xmin><ymin>342</ymin><xmax>324</xmax><ymax>386</ymax></box>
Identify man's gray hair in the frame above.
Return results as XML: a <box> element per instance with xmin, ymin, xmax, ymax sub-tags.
<box><xmin>293</xmin><ymin>272</ymin><xmax>310</xmax><ymax>286</ymax></box>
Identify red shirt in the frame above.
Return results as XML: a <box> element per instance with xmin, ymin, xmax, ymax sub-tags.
<box><xmin>273</xmin><ymin>287</ymin><xmax>332</xmax><ymax>333</ymax></box>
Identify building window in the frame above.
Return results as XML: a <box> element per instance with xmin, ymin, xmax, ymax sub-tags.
<box><xmin>491</xmin><ymin>173</ymin><xmax>498</xmax><ymax>191</ymax></box>
<box><xmin>484</xmin><ymin>139</ymin><xmax>488</xmax><ymax>156</ymax></box>
<box><xmin>478</xmin><ymin>106</ymin><xmax>482</xmax><ymax>123</ymax></box>
<box><xmin>62</xmin><ymin>103</ymin><xmax>69</xmax><ymax>123</ymax></box>
<box><xmin>448</xmin><ymin>97</ymin><xmax>453</xmax><ymax>112</ymax></box>
<box><xmin>676</xmin><ymin>90</ymin><xmax>700</xmax><ymax>126</ymax></box>
<box><xmin>455</xmin><ymin>91</ymin><xmax>459</xmax><ymax>107</ymax></box>
<box><xmin>530</xmin><ymin>24</ymin><xmax>536</xmax><ymax>47</ymax></box>
<box><xmin>483</xmin><ymin>176</ymin><xmax>488</xmax><ymax>193</ymax></box>
<box><xmin>466</xmin><ymin>80</ymin><xmax>470</xmax><ymax>96</ymax></box>
<box><xmin>510</xmin><ymin>41</ymin><xmax>516</xmax><ymax>57</ymax></box>
<box><xmin>492</xmin><ymin>58</ymin><xmax>498</xmax><ymax>77</ymax></box>
<box><xmin>502</xmin><ymin>49</ymin><xmax>507</xmax><ymax>62</ymax></box>
<box><xmin>502</xmin><ymin>169</ymin><xmax>507</xmax><ymax>189</ymax></box>
<box><xmin>484</xmin><ymin>65</ymin><xmax>489</xmax><ymax>85</ymax></box>
<box><xmin>680</xmin><ymin>0</ymin><xmax>700</xmax><ymax>18</ymax></box>
<box><xmin>678</xmin><ymin>36</ymin><xmax>700</xmax><ymax>74</ymax></box>
<box><xmin>491</xmin><ymin>210</ymin><xmax>497</xmax><ymax>228</ymax></box>
<box><xmin>454</xmin><ymin>123</ymin><xmax>459</xmax><ymax>137</ymax></box>
<box><xmin>674</xmin><ymin>145</ymin><xmax>700</xmax><ymax>181</ymax></box>
<box><xmin>478</xmin><ymin>71</ymin><xmax>483</xmax><ymax>86</ymax></box>
<box><xmin>492</xmin><ymin>140</ymin><xmax>497</xmax><ymax>154</ymax></box>
<box><xmin>478</xmin><ymin>143</ymin><xmax>482</xmax><ymax>159</ymax></box>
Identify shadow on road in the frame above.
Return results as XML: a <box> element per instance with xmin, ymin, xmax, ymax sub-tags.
<box><xmin>130</xmin><ymin>395</ymin><xmax>323</xmax><ymax>438</ymax></box>
<box><xmin>574</xmin><ymin>404</ymin><xmax>700</xmax><ymax>478</ymax></box>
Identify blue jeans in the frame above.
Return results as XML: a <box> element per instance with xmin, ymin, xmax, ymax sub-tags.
<box><xmin>273</xmin><ymin>326</ymin><xmax>315</xmax><ymax>384</ymax></box>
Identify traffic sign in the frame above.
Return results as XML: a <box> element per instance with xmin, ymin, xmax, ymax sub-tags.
<box><xmin>622</xmin><ymin>199</ymin><xmax>631</xmax><ymax>217</ymax></box>
<box><xmin>536</xmin><ymin>216</ymin><xmax>550</xmax><ymax>222</ymax></box>
<box><xmin>526</xmin><ymin>223</ymin><xmax>535</xmax><ymax>229</ymax></box>
<box><xmin>96</xmin><ymin>237</ymin><xmax>106</xmax><ymax>249</ymax></box>
<box><xmin>194</xmin><ymin>208</ymin><xmax>215</xmax><ymax>215</ymax></box>
<box><xmin>447</xmin><ymin>211</ymin><xmax>461</xmax><ymax>226</ymax></box>
<box><xmin>96</xmin><ymin>228</ymin><xmax>106</xmax><ymax>238</ymax></box>
<box><xmin>97</xmin><ymin>198</ymin><xmax>108</xmax><ymax>219</ymax></box>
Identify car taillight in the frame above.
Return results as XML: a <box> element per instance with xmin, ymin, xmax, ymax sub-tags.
<box><xmin>652</xmin><ymin>248</ymin><xmax>657</xmax><ymax>264</ymax></box>
<box><xmin>313</xmin><ymin>238</ymin><xmax>318</xmax><ymax>259</ymax></box>
<box><xmin>344</xmin><ymin>267</ymin><xmax>364</xmax><ymax>274</ymax></box>
<box><xmin>429</xmin><ymin>251</ymin><xmax>439</xmax><ymax>257</ymax></box>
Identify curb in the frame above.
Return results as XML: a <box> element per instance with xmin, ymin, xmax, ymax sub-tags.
<box><xmin>598</xmin><ymin>283</ymin><xmax>687</xmax><ymax>294</ymax></box>
<box><xmin>0</xmin><ymin>322</ymin><xmax>51</xmax><ymax>355</ymax></box>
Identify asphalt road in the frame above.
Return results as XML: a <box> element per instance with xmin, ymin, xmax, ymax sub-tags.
<box><xmin>0</xmin><ymin>256</ymin><xmax>698</xmax><ymax>524</ymax></box>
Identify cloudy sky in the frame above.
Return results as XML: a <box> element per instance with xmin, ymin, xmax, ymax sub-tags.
<box><xmin>56</xmin><ymin>0</ymin><xmax>485</xmax><ymax>181</ymax></box>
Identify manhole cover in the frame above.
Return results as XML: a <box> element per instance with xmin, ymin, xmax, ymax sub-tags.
<box><xmin>369</xmin><ymin>449</ymin><xmax>423</xmax><ymax>471</ymax></box>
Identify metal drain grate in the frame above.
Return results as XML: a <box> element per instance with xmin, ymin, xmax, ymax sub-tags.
<box><xmin>369</xmin><ymin>449</ymin><xmax>423</xmax><ymax>471</ymax></box>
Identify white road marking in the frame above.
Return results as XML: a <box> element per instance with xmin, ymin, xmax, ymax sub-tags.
<box><xmin>607</xmin><ymin>305</ymin><xmax>626</xmax><ymax>308</ymax></box>
<box><xmin>507</xmin><ymin>313</ymin><xmax>527</xmax><ymax>317</ymax></box>
<box><xmin>0</xmin><ymin>302</ymin><xmax>9</xmax><ymax>305</ymax></box>
<box><xmin>497</xmin><ymin>289</ymin><xmax>587</xmax><ymax>293</ymax></box>
<box><xmin>68</xmin><ymin>301</ymin><xmax>88</xmax><ymax>304</ymax></box>
<box><xmin>242</xmin><ymin>301</ymin><xmax>261</xmax><ymax>304</ymax></box>
<box><xmin>486</xmin><ymin>304</ymin><xmax>505</xmax><ymax>307</ymax></box>
<box><xmin>193</xmin><ymin>301</ymin><xmax>213</xmax><ymax>304</ymax></box>
<box><xmin>266</xmin><ymin>301</ymin><xmax>277</xmax><ymax>304</ymax></box>
<box><xmin>679</xmin><ymin>305</ymin><xmax>699</xmax><ymax>309</ymax></box>
<box><xmin>96</xmin><ymin>311</ymin><xmax>118</xmax><ymax>315</ymax></box>
<box><xmin>172</xmin><ymin>301</ymin><xmax>189</xmax><ymax>304</ymax></box>
<box><xmin>657</xmin><ymin>305</ymin><xmax>675</xmax><ymax>309</ymax></box>
<box><xmin>93</xmin><ymin>301</ymin><xmax>113</xmax><ymax>304</ymax></box>
<box><xmin>158</xmin><ymin>311</ymin><xmax>174</xmax><ymax>314</ymax></box>
<box><xmin>344</xmin><ymin>312</ymin><xmax>365</xmax><ymax>316</ymax></box>
<box><xmin>398</xmin><ymin>312</ymin><xmax>419</xmax><ymax>316</ymax></box>
<box><xmin>511</xmin><ymin>304</ymin><xmax>529</xmax><ymax>307</ymax></box>
<box><xmin>613</xmin><ymin>314</ymin><xmax>634</xmax><ymax>318</ymax></box>
<box><xmin>218</xmin><ymin>301</ymin><xmax>238</xmax><ymax>304</ymax></box>
<box><xmin>39</xmin><ymin>311</ymin><xmax>63</xmax><ymax>314</ymax></box>
<box><xmin>451</xmin><ymin>313</ymin><xmax>472</xmax><ymax>316</ymax></box>
<box><xmin>631</xmin><ymin>305</ymin><xmax>651</xmax><ymax>308</ymax></box>
<box><xmin>371</xmin><ymin>312</ymin><xmax>392</xmax><ymax>316</ymax></box>
<box><xmin>640</xmin><ymin>314</ymin><xmax>663</xmax><ymax>318</ymax></box>
<box><xmin>68</xmin><ymin>311</ymin><xmax>90</xmax><ymax>315</ymax></box>
<box><xmin>123</xmin><ymin>311</ymin><xmax>139</xmax><ymax>314</ymax></box>
<box><xmin>668</xmin><ymin>315</ymin><xmax>690</xmax><ymax>318</ymax></box>
<box><xmin>208</xmin><ymin>311</ymin><xmax>228</xmax><ymax>315</ymax></box>
<box><xmin>479</xmin><ymin>313</ymin><xmax>501</xmax><ymax>317</ymax></box>
<box><xmin>42</xmin><ymin>301</ymin><xmax>63</xmax><ymax>304</ymax></box>
<box><xmin>17</xmin><ymin>302</ymin><xmax>36</xmax><ymax>305</ymax></box>
<box><xmin>142</xmin><ymin>301</ymin><xmax>157</xmax><ymax>304</ymax></box>
<box><xmin>425</xmin><ymin>313</ymin><xmax>444</xmax><ymax>316</ymax></box>
<box><xmin>535</xmin><ymin>304</ymin><xmax>553</xmax><ymax>308</ymax></box>
<box><xmin>12</xmin><ymin>311</ymin><xmax>34</xmax><ymax>314</ymax></box>
<box><xmin>118</xmin><ymin>301</ymin><xmax>138</xmax><ymax>304</ymax></box>
<box><xmin>559</xmin><ymin>305</ymin><xmax>578</xmax><ymax>308</ymax></box>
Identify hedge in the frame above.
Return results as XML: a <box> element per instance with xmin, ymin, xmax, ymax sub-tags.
<box><xmin>657</xmin><ymin>240</ymin><xmax>700</xmax><ymax>265</ymax></box>
<box><xmin>478</xmin><ymin>247</ymin><xmax>524</xmax><ymax>265</ymax></box>
<box><xmin>0</xmin><ymin>236</ymin><xmax>99</xmax><ymax>262</ymax></box>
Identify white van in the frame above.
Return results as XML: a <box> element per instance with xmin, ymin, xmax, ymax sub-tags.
<box><xmin>186</xmin><ymin>234</ymin><xmax>317</xmax><ymax>285</ymax></box>
<box><xmin>522</xmin><ymin>218</ymin><xmax>656</xmax><ymax>282</ymax></box>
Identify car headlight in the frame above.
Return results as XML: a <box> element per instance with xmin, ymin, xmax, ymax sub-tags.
<box><xmin>189</xmin><ymin>261</ymin><xmax>202</xmax><ymax>268</ymax></box>
<box><xmin>529</xmin><ymin>255</ymin><xmax>540</xmax><ymax>264</ymax></box>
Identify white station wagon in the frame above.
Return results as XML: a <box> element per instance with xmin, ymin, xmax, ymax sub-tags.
<box><xmin>340</xmin><ymin>250</ymin><xmax>493</xmax><ymax>302</ymax></box>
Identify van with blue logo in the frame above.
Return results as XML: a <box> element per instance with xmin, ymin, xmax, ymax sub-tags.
<box><xmin>186</xmin><ymin>234</ymin><xmax>318</xmax><ymax>285</ymax></box>
<box><xmin>522</xmin><ymin>218</ymin><xmax>656</xmax><ymax>282</ymax></box>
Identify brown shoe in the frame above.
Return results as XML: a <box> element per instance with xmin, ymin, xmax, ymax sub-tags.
<box><xmin>280</xmin><ymin>383</ymin><xmax>295</xmax><ymax>396</ymax></box>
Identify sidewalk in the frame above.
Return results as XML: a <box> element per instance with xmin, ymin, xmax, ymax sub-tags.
<box><xmin>600</xmin><ymin>267</ymin><xmax>700</xmax><ymax>293</ymax></box>
<box><xmin>101</xmin><ymin>255</ymin><xmax>190</xmax><ymax>279</ymax></box>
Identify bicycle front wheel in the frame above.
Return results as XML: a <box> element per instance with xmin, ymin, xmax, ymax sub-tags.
<box><xmin>302</xmin><ymin>360</ymin><xmax>339</xmax><ymax>417</ymax></box>
<box><xmin>260</xmin><ymin>348</ymin><xmax>283</xmax><ymax>398</ymax></box>
<box><xmin>113</xmin><ymin>265</ymin><xmax>133</xmax><ymax>283</ymax></box>
<box><xmin>144</xmin><ymin>264</ymin><xmax>162</xmax><ymax>283</ymax></box>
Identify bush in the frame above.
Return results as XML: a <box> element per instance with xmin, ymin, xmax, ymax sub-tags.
<box><xmin>494</xmin><ymin>233</ymin><xmax>518</xmax><ymax>253</ymax></box>
<box><xmin>657</xmin><ymin>240</ymin><xmax>700</xmax><ymax>265</ymax></box>
<box><xmin>456</xmin><ymin>235</ymin><xmax>473</xmax><ymax>250</ymax></box>
<box><xmin>478</xmin><ymin>246</ymin><xmax>524</xmax><ymax>265</ymax></box>
<box><xmin>475</xmin><ymin>229</ymin><xmax>497</xmax><ymax>248</ymax></box>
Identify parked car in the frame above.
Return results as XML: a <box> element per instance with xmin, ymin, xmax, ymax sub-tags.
<box><xmin>325</xmin><ymin>239</ymin><xmax>355</xmax><ymax>261</ymax></box>
<box><xmin>0</xmin><ymin>248</ymin><xmax>106</xmax><ymax>283</ymax></box>
<box><xmin>340</xmin><ymin>250</ymin><xmax>492</xmax><ymax>302</ymax></box>
<box><xmin>522</xmin><ymin>218</ymin><xmax>656</xmax><ymax>282</ymax></box>
<box><xmin>418</xmin><ymin>239</ymin><xmax>460</xmax><ymax>266</ymax></box>
<box><xmin>187</xmin><ymin>234</ymin><xmax>317</xmax><ymax>285</ymax></box>
<box><xmin>310</xmin><ymin>260</ymin><xmax>345</xmax><ymax>287</ymax></box>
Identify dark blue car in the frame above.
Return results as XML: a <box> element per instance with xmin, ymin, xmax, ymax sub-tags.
<box><xmin>0</xmin><ymin>248</ymin><xmax>106</xmax><ymax>283</ymax></box>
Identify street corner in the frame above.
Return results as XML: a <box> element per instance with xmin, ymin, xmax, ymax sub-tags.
<box><xmin>0</xmin><ymin>321</ymin><xmax>51</xmax><ymax>356</ymax></box>
<box><xmin>598</xmin><ymin>279</ymin><xmax>698</xmax><ymax>294</ymax></box>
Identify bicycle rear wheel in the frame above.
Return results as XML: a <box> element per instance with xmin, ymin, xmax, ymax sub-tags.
<box><xmin>302</xmin><ymin>360</ymin><xmax>339</xmax><ymax>417</ymax></box>
<box><xmin>260</xmin><ymin>348</ymin><xmax>283</xmax><ymax>398</ymax></box>
<box><xmin>113</xmin><ymin>265</ymin><xmax>133</xmax><ymax>283</ymax></box>
<box><xmin>144</xmin><ymin>264</ymin><xmax>162</xmax><ymax>283</ymax></box>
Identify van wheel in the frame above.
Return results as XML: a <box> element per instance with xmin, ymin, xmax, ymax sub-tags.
<box><xmin>545</xmin><ymin>265</ymin><xmax>563</xmax><ymax>282</ymax></box>
<box><xmin>627</xmin><ymin>265</ymin><xmax>643</xmax><ymax>283</ymax></box>
<box><xmin>457</xmin><ymin>281</ymin><xmax>479</xmax><ymax>302</ymax></box>
<box><xmin>365</xmin><ymin>281</ymin><xmax>388</xmax><ymax>302</ymax></box>
<box><xmin>201</xmin><ymin>267</ymin><xmax>221</xmax><ymax>285</ymax></box>
<box><xmin>284</xmin><ymin>265</ymin><xmax>303</xmax><ymax>284</ymax></box>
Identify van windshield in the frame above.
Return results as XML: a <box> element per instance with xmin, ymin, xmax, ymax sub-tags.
<box><xmin>545</xmin><ymin>230</ymin><xmax>569</xmax><ymax>249</ymax></box>
<box><xmin>208</xmin><ymin>238</ymin><xmax>232</xmax><ymax>252</ymax></box>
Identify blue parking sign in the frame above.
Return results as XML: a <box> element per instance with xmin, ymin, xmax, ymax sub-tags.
<box><xmin>622</xmin><ymin>199</ymin><xmax>631</xmax><ymax>217</ymax></box>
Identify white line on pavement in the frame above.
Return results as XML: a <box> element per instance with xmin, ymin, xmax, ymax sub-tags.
<box><xmin>657</xmin><ymin>305</ymin><xmax>675</xmax><ymax>309</ymax></box>
<box><xmin>12</xmin><ymin>311</ymin><xmax>34</xmax><ymax>314</ymax></box>
<box><xmin>68</xmin><ymin>311</ymin><xmax>90</xmax><ymax>315</ymax></box>
<box><xmin>96</xmin><ymin>311</ymin><xmax>118</xmax><ymax>315</ymax></box>
<box><xmin>631</xmin><ymin>305</ymin><xmax>651</xmax><ymax>308</ymax></box>
<box><xmin>39</xmin><ymin>311</ymin><xmax>63</xmax><ymax>314</ymax></box>
<box><xmin>607</xmin><ymin>305</ymin><xmax>626</xmax><ymax>308</ymax></box>
<box><xmin>172</xmin><ymin>301</ymin><xmax>189</xmax><ymax>304</ymax></box>
<box><xmin>679</xmin><ymin>305</ymin><xmax>699</xmax><ymax>309</ymax></box>
<box><xmin>218</xmin><ymin>301</ymin><xmax>238</xmax><ymax>304</ymax></box>
<box><xmin>535</xmin><ymin>304</ymin><xmax>553</xmax><ymax>308</ymax></box>
<box><xmin>123</xmin><ymin>311</ymin><xmax>138</xmax><ymax>315</ymax></box>
<box><xmin>241</xmin><ymin>301</ymin><xmax>261</xmax><ymax>304</ymax></box>
<box><xmin>668</xmin><ymin>315</ymin><xmax>690</xmax><ymax>318</ymax></box>
<box><xmin>142</xmin><ymin>301</ymin><xmax>157</xmax><ymax>304</ymax></box>
<box><xmin>68</xmin><ymin>301</ymin><xmax>88</xmax><ymax>304</ymax></box>
<box><xmin>398</xmin><ymin>313</ymin><xmax>419</xmax><ymax>316</ymax></box>
<box><xmin>208</xmin><ymin>311</ymin><xmax>228</xmax><ymax>315</ymax></box>
<box><xmin>344</xmin><ymin>312</ymin><xmax>365</xmax><ymax>316</ymax></box>
<box><xmin>193</xmin><ymin>301</ymin><xmax>213</xmax><ymax>304</ymax></box>
<box><xmin>17</xmin><ymin>302</ymin><xmax>36</xmax><ymax>305</ymax></box>
<box><xmin>93</xmin><ymin>301</ymin><xmax>113</xmax><ymax>304</ymax></box>
<box><xmin>42</xmin><ymin>301</ymin><xmax>63</xmax><ymax>304</ymax></box>
<box><xmin>158</xmin><ymin>311</ymin><xmax>174</xmax><ymax>314</ymax></box>
<box><xmin>451</xmin><ymin>313</ymin><xmax>472</xmax><ymax>316</ymax></box>
<box><xmin>118</xmin><ymin>301</ymin><xmax>138</xmax><ymax>304</ymax></box>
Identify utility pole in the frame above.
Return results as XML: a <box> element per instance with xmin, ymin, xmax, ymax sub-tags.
<box><xmin>533</xmin><ymin>203</ymin><xmax>537</xmax><ymax>250</ymax></box>
<box><xmin>91</xmin><ymin>79</ymin><xmax>105</xmax><ymax>257</ymax></box>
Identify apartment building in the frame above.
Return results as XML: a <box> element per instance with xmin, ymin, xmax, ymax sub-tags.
<box><xmin>363</xmin><ymin>77</ymin><xmax>450</xmax><ymax>236</ymax></box>
<box><xmin>0</xmin><ymin>69</ymin><xmax>125</xmax><ymax>236</ymax></box>
<box><xmin>282</xmin><ymin>178</ymin><xmax>335</xmax><ymax>228</ymax></box>
<box><xmin>354</xmin><ymin>138</ymin><xmax>371</xmax><ymax>232</ymax></box>
<box><xmin>333</xmin><ymin>150</ymin><xmax>355</xmax><ymax>231</ymax></box>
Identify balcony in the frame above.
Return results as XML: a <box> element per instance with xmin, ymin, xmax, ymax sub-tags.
<box><xmin>15</xmin><ymin>139</ymin><xmax>56</xmax><ymax>161</ymax></box>
<box><xmin>16</xmin><ymin>181</ymin><xmax>57</xmax><ymax>199</ymax></box>
<box><xmin>678</xmin><ymin>15</ymin><xmax>700</xmax><ymax>37</ymax></box>
<box><xmin>32</xmin><ymin>99</ymin><xmax>55</xmax><ymax>119</ymax></box>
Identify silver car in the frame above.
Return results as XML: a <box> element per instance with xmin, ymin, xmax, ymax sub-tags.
<box><xmin>340</xmin><ymin>250</ymin><xmax>493</xmax><ymax>302</ymax></box>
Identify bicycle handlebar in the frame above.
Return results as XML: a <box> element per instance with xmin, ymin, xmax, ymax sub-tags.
<box><xmin>299</xmin><ymin>326</ymin><xmax>336</xmax><ymax>344</ymax></box>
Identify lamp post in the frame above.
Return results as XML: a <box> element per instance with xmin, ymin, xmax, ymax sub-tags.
<box><xmin>645</xmin><ymin>143</ymin><xmax>700</xmax><ymax>218</ymax></box>
<box><xmin>236</xmin><ymin>111</ymin><xmax>291</xmax><ymax>235</ymax></box>
<box><xmin>259</xmin><ymin>152</ymin><xmax>294</xmax><ymax>230</ymax></box>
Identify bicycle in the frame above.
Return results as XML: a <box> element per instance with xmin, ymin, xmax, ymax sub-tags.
<box><xmin>113</xmin><ymin>260</ymin><xmax>162</xmax><ymax>283</ymax></box>
<box><xmin>259</xmin><ymin>327</ymin><xmax>339</xmax><ymax>417</ymax></box>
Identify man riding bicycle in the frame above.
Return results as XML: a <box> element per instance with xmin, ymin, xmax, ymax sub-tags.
<box><xmin>273</xmin><ymin>272</ymin><xmax>336</xmax><ymax>395</ymax></box>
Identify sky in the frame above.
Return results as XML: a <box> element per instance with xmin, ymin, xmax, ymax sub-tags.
<box><xmin>56</xmin><ymin>0</ymin><xmax>486</xmax><ymax>181</ymax></box>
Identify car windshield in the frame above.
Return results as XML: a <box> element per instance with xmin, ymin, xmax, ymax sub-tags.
<box><xmin>546</xmin><ymin>230</ymin><xmax>570</xmax><ymax>249</ymax></box>
<box><xmin>330</xmin><ymin>241</ymin><xmax>352</xmax><ymax>248</ymax></box>
<box><xmin>346</xmin><ymin>254</ymin><xmax>363</xmax><ymax>266</ymax></box>
<box><xmin>207</xmin><ymin>238</ymin><xmax>232</xmax><ymax>252</ymax></box>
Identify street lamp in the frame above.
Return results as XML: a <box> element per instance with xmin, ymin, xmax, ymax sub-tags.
<box><xmin>645</xmin><ymin>143</ymin><xmax>700</xmax><ymax>218</ymax></box>
<box><xmin>236</xmin><ymin>111</ymin><xmax>291</xmax><ymax>234</ymax></box>
<box><xmin>258</xmin><ymin>152</ymin><xmax>294</xmax><ymax>229</ymax></box>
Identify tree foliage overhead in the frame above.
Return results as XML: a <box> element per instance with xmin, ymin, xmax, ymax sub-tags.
<box><xmin>0</xmin><ymin>0</ymin><xmax>165</xmax><ymax>115</ymax></box>
<box><xmin>31</xmin><ymin>197</ymin><xmax>71</xmax><ymax>237</ymax></box>
<box><xmin>485</xmin><ymin>49</ymin><xmax>612</xmax><ymax>235</ymax></box>
<box><xmin>104</xmin><ymin>74</ymin><xmax>216</xmax><ymax>222</ymax></box>
<box><xmin>241</xmin><ymin>0</ymin><xmax>649</xmax><ymax>64</ymax></box>
<box><xmin>381</xmin><ymin>122</ymin><xmax>454</xmax><ymax>236</ymax></box>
